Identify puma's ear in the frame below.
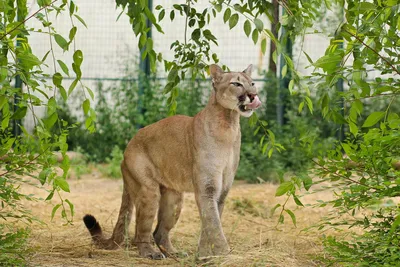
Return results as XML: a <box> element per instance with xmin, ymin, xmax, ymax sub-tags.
<box><xmin>243</xmin><ymin>64</ymin><xmax>253</xmax><ymax>76</ymax></box>
<box><xmin>210</xmin><ymin>64</ymin><xmax>224</xmax><ymax>80</ymax></box>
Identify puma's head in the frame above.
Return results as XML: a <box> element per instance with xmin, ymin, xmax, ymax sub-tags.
<box><xmin>210</xmin><ymin>64</ymin><xmax>261</xmax><ymax>117</ymax></box>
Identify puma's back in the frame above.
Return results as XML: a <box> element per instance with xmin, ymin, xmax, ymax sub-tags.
<box><xmin>123</xmin><ymin>115</ymin><xmax>195</xmax><ymax>192</ymax></box>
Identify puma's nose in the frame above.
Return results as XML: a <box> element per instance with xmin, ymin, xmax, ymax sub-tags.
<box><xmin>248</xmin><ymin>93</ymin><xmax>257</xmax><ymax>102</ymax></box>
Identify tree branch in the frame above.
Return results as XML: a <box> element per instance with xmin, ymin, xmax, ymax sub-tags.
<box><xmin>342</xmin><ymin>28</ymin><xmax>400</xmax><ymax>76</ymax></box>
<box><xmin>0</xmin><ymin>0</ymin><xmax>57</xmax><ymax>41</ymax></box>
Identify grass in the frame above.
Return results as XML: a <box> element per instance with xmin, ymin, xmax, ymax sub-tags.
<box><xmin>18</xmin><ymin>170</ymin><xmax>334</xmax><ymax>266</ymax></box>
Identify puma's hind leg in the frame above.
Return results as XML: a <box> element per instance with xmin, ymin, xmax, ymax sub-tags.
<box><xmin>122</xmin><ymin>160</ymin><xmax>164</xmax><ymax>259</ymax></box>
<box><xmin>153</xmin><ymin>187</ymin><xmax>184</xmax><ymax>257</ymax></box>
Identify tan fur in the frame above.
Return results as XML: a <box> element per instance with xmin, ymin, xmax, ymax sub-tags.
<box><xmin>84</xmin><ymin>64</ymin><xmax>261</xmax><ymax>259</ymax></box>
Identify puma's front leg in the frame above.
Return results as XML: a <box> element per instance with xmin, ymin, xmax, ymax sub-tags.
<box><xmin>194</xmin><ymin>176</ymin><xmax>230</xmax><ymax>257</ymax></box>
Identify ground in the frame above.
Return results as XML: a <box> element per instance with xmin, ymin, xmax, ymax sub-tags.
<box><xmin>23</xmin><ymin>169</ymin><xmax>334</xmax><ymax>267</ymax></box>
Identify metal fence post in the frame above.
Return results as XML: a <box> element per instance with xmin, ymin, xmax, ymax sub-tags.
<box><xmin>13</xmin><ymin>8</ymin><xmax>23</xmax><ymax>137</ymax></box>
<box><xmin>277</xmin><ymin>7</ymin><xmax>292</xmax><ymax>127</ymax></box>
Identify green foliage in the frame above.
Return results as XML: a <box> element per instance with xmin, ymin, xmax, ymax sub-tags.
<box><xmin>99</xmin><ymin>146</ymin><xmax>123</xmax><ymax>179</ymax></box>
<box><xmin>0</xmin><ymin>225</ymin><xmax>29</xmax><ymax>266</ymax></box>
<box><xmin>0</xmin><ymin>0</ymin><xmax>89</xmax><ymax>264</ymax></box>
<box><xmin>265</xmin><ymin>0</ymin><xmax>400</xmax><ymax>265</ymax></box>
<box><xmin>238</xmin><ymin>72</ymin><xmax>336</xmax><ymax>183</ymax></box>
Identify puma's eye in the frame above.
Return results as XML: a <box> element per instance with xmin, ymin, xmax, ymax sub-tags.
<box><xmin>231</xmin><ymin>82</ymin><xmax>242</xmax><ymax>87</ymax></box>
<box><xmin>251</xmin><ymin>82</ymin><xmax>255</xmax><ymax>86</ymax></box>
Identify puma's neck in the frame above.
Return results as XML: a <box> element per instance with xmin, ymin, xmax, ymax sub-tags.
<box><xmin>204</xmin><ymin>91</ymin><xmax>240</xmax><ymax>131</ymax></box>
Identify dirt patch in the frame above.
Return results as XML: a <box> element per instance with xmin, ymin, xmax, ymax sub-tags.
<box><xmin>21</xmin><ymin>171</ymin><xmax>333</xmax><ymax>266</ymax></box>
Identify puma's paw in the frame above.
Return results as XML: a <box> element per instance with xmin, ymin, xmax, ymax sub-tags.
<box><xmin>168</xmin><ymin>251</ymin><xmax>188</xmax><ymax>258</ymax></box>
<box><xmin>198</xmin><ymin>243</ymin><xmax>230</xmax><ymax>258</ymax></box>
<box><xmin>137</xmin><ymin>242</ymin><xmax>165</xmax><ymax>260</ymax></box>
<box><xmin>146</xmin><ymin>251</ymin><xmax>166</xmax><ymax>260</ymax></box>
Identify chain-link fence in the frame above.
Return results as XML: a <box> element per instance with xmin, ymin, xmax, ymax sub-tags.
<box><xmin>24</xmin><ymin>0</ymin><xmax>334</xmax><ymax>132</ymax></box>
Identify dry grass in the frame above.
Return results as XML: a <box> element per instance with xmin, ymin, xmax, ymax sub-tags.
<box><xmin>18</xmin><ymin>170</ymin><xmax>336</xmax><ymax>267</ymax></box>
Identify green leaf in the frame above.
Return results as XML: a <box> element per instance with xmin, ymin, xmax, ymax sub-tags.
<box><xmin>11</xmin><ymin>106</ymin><xmax>27</xmax><ymax>119</ymax></box>
<box><xmin>303</xmin><ymin>177</ymin><xmax>312</xmax><ymax>191</ymax></box>
<box><xmin>55</xmin><ymin>177</ymin><xmax>70</xmax><ymax>192</ymax></box>
<box><xmin>44</xmin><ymin>112</ymin><xmax>58</xmax><ymax>129</ymax></box>
<box><xmin>362</xmin><ymin>111</ymin><xmax>385</xmax><ymax>128</ymax></box>
<box><xmin>303</xmin><ymin>51</ymin><xmax>313</xmax><ymax>64</ymax></box>
<box><xmin>68</xmin><ymin>79</ymin><xmax>78</xmax><ymax>95</ymax></box>
<box><xmin>82</xmin><ymin>99</ymin><xmax>90</xmax><ymax>115</ymax></box>
<box><xmin>58</xmin><ymin>86</ymin><xmax>67</xmax><ymax>101</ymax></box>
<box><xmin>72</xmin><ymin>63</ymin><xmax>82</xmax><ymax>79</ymax></box>
<box><xmin>191</xmin><ymin>28</ymin><xmax>200</xmax><ymax>41</ymax></box>
<box><xmin>73</xmin><ymin>50</ymin><xmax>83</xmax><ymax>67</ymax></box>
<box><xmin>51</xmin><ymin>204</ymin><xmax>62</xmax><ymax>220</ymax></box>
<box><xmin>390</xmin><ymin>214</ymin><xmax>400</xmax><ymax>235</ymax></box>
<box><xmin>270</xmin><ymin>203</ymin><xmax>281</xmax><ymax>216</ymax></box>
<box><xmin>74</xmin><ymin>14</ymin><xmax>88</xmax><ymax>28</ymax></box>
<box><xmin>288</xmin><ymin>79</ymin><xmax>294</xmax><ymax>94</ymax></box>
<box><xmin>52</xmin><ymin>72</ymin><xmax>62</xmax><ymax>87</ymax></box>
<box><xmin>19</xmin><ymin>52</ymin><xmax>41</xmax><ymax>70</ymax></box>
<box><xmin>69</xmin><ymin>26</ymin><xmax>77</xmax><ymax>41</ymax></box>
<box><xmin>158</xmin><ymin>9</ymin><xmax>165</xmax><ymax>21</ymax></box>
<box><xmin>261</xmin><ymin>38</ymin><xmax>266</xmax><ymax>54</ymax></box>
<box><xmin>45</xmin><ymin>190</ymin><xmax>55</xmax><ymax>201</ymax></box>
<box><xmin>251</xmin><ymin>29</ymin><xmax>259</xmax><ymax>44</ymax></box>
<box><xmin>249</xmin><ymin>112</ymin><xmax>258</xmax><ymax>127</ymax></box>
<box><xmin>48</xmin><ymin>97</ymin><xmax>57</xmax><ymax>115</ymax></box>
<box><xmin>203</xmin><ymin>30</ymin><xmax>216</xmax><ymax>41</ymax></box>
<box><xmin>244</xmin><ymin>20</ymin><xmax>251</xmax><ymax>37</ymax></box>
<box><xmin>41</xmin><ymin>50</ymin><xmax>51</xmax><ymax>62</ymax></box>
<box><xmin>212</xmin><ymin>53</ymin><xmax>219</xmax><ymax>63</ymax></box>
<box><xmin>349</xmin><ymin>121</ymin><xmax>358</xmax><ymax>136</ymax></box>
<box><xmin>168</xmin><ymin>68</ymin><xmax>178</xmax><ymax>81</ymax></box>
<box><xmin>69</xmin><ymin>0</ymin><xmax>75</xmax><ymax>15</ymax></box>
<box><xmin>65</xmin><ymin>199</ymin><xmax>75</xmax><ymax>217</ymax></box>
<box><xmin>229</xmin><ymin>14</ymin><xmax>239</xmax><ymax>29</ymax></box>
<box><xmin>0</xmin><ymin>95</ymin><xmax>8</xmax><ymax>110</ymax></box>
<box><xmin>0</xmin><ymin>137</ymin><xmax>15</xmax><ymax>157</ymax></box>
<box><xmin>54</xmin><ymin>34</ymin><xmax>69</xmax><ymax>50</ymax></box>
<box><xmin>285</xmin><ymin>209</ymin><xmax>297</xmax><ymax>226</ymax></box>
<box><xmin>223</xmin><ymin>8</ymin><xmax>231</xmax><ymax>23</ymax></box>
<box><xmin>293</xmin><ymin>195</ymin><xmax>304</xmax><ymax>207</ymax></box>
<box><xmin>281</xmin><ymin>64</ymin><xmax>287</xmax><ymax>78</ymax></box>
<box><xmin>57</xmin><ymin>60</ymin><xmax>69</xmax><ymax>76</ymax></box>
<box><xmin>305</xmin><ymin>96</ymin><xmax>313</xmax><ymax>114</ymax></box>
<box><xmin>86</xmin><ymin>86</ymin><xmax>94</xmax><ymax>100</ymax></box>
<box><xmin>313</xmin><ymin>53</ymin><xmax>342</xmax><ymax>73</ymax></box>
<box><xmin>276</xmin><ymin>181</ymin><xmax>294</xmax><ymax>196</ymax></box>
<box><xmin>163</xmin><ymin>82</ymin><xmax>174</xmax><ymax>94</ymax></box>
<box><xmin>254</xmin><ymin>18</ymin><xmax>263</xmax><ymax>31</ymax></box>
<box><xmin>1</xmin><ymin>103</ymin><xmax>10</xmax><ymax>129</ymax></box>
<box><xmin>38</xmin><ymin>168</ymin><xmax>51</xmax><ymax>185</ymax></box>
<box><xmin>298</xmin><ymin>102</ymin><xmax>304</xmax><ymax>113</ymax></box>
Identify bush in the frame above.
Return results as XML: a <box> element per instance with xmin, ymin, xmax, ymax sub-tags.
<box><xmin>99</xmin><ymin>146</ymin><xmax>124</xmax><ymax>179</ymax></box>
<box><xmin>0</xmin><ymin>225</ymin><xmax>29</xmax><ymax>266</ymax></box>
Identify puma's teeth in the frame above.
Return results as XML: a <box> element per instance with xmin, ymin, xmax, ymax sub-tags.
<box><xmin>244</xmin><ymin>106</ymin><xmax>247</xmax><ymax>110</ymax></box>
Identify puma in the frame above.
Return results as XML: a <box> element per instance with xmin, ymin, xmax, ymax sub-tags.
<box><xmin>83</xmin><ymin>64</ymin><xmax>262</xmax><ymax>259</ymax></box>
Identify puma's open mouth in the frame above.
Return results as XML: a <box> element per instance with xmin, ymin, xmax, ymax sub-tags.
<box><xmin>238</xmin><ymin>94</ymin><xmax>262</xmax><ymax>113</ymax></box>
<box><xmin>239</xmin><ymin>104</ymin><xmax>253</xmax><ymax>112</ymax></box>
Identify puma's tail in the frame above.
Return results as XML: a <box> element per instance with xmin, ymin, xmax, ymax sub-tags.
<box><xmin>83</xmin><ymin>214</ymin><xmax>117</xmax><ymax>249</ymax></box>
